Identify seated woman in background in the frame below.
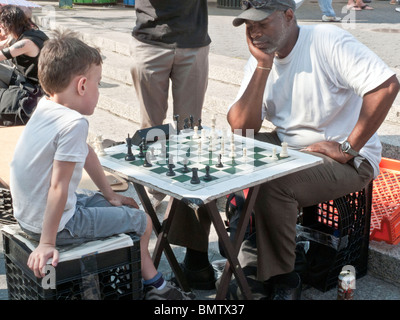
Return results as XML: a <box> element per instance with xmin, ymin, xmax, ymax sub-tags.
<box><xmin>0</xmin><ymin>5</ymin><xmax>48</xmax><ymax>125</ymax></box>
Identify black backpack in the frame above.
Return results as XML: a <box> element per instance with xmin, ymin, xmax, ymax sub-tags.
<box><xmin>0</xmin><ymin>83</ymin><xmax>43</xmax><ymax>126</ymax></box>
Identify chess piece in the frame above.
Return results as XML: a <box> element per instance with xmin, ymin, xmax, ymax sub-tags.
<box><xmin>201</xmin><ymin>129</ymin><xmax>208</xmax><ymax>142</ymax></box>
<box><xmin>169</xmin><ymin>154</ymin><xmax>175</xmax><ymax>168</ymax></box>
<box><xmin>174</xmin><ymin>114</ymin><xmax>180</xmax><ymax>135</ymax></box>
<box><xmin>159</xmin><ymin>140</ymin><xmax>167</xmax><ymax>157</ymax></box>
<box><xmin>183</xmin><ymin>118</ymin><xmax>189</xmax><ymax>130</ymax></box>
<box><xmin>125</xmin><ymin>134</ymin><xmax>136</xmax><ymax>161</ymax></box>
<box><xmin>271</xmin><ymin>147</ymin><xmax>278</xmax><ymax>161</ymax></box>
<box><xmin>193</xmin><ymin>126</ymin><xmax>199</xmax><ymax>139</ymax></box>
<box><xmin>203</xmin><ymin>165</ymin><xmax>212</xmax><ymax>181</ymax></box>
<box><xmin>197</xmin><ymin>119</ymin><xmax>203</xmax><ymax>130</ymax></box>
<box><xmin>280</xmin><ymin>142</ymin><xmax>289</xmax><ymax>158</ymax></box>
<box><xmin>138</xmin><ymin>144</ymin><xmax>145</xmax><ymax>158</ymax></box>
<box><xmin>216</xmin><ymin>154</ymin><xmax>223</xmax><ymax>168</ymax></box>
<box><xmin>229</xmin><ymin>144</ymin><xmax>235</xmax><ymax>158</ymax></box>
<box><xmin>190</xmin><ymin>167</ymin><xmax>200</xmax><ymax>184</ymax></box>
<box><xmin>95</xmin><ymin>135</ymin><xmax>106</xmax><ymax>156</ymax></box>
<box><xmin>181</xmin><ymin>159</ymin><xmax>190</xmax><ymax>173</ymax></box>
<box><xmin>243</xmin><ymin>147</ymin><xmax>247</xmax><ymax>159</ymax></box>
<box><xmin>143</xmin><ymin>154</ymin><xmax>152</xmax><ymax>167</ymax></box>
<box><xmin>149</xmin><ymin>146</ymin><xmax>156</xmax><ymax>160</ymax></box>
<box><xmin>141</xmin><ymin>137</ymin><xmax>148</xmax><ymax>150</ymax></box>
<box><xmin>189</xmin><ymin>115</ymin><xmax>194</xmax><ymax>129</ymax></box>
<box><xmin>166</xmin><ymin>163</ymin><xmax>175</xmax><ymax>176</ymax></box>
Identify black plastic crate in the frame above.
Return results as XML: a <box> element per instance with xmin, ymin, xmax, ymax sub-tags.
<box><xmin>2</xmin><ymin>229</ymin><xmax>142</xmax><ymax>300</ymax></box>
<box><xmin>0</xmin><ymin>188</ymin><xmax>17</xmax><ymax>225</ymax></box>
<box><xmin>217</xmin><ymin>0</ymin><xmax>241</xmax><ymax>9</ymax></box>
<box><xmin>297</xmin><ymin>182</ymin><xmax>373</xmax><ymax>292</ymax></box>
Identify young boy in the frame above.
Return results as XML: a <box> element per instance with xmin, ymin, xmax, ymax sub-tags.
<box><xmin>9</xmin><ymin>30</ymin><xmax>194</xmax><ymax>300</ymax></box>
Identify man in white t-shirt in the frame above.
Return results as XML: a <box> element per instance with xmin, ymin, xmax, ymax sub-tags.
<box><xmin>224</xmin><ymin>0</ymin><xmax>399</xmax><ymax>299</ymax></box>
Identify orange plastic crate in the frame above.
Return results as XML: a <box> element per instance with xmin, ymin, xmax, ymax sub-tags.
<box><xmin>370</xmin><ymin>158</ymin><xmax>400</xmax><ymax>245</ymax></box>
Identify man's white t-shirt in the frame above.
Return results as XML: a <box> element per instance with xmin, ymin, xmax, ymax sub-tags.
<box><xmin>232</xmin><ymin>24</ymin><xmax>395</xmax><ymax>177</ymax></box>
<box><xmin>10</xmin><ymin>97</ymin><xmax>89</xmax><ymax>234</ymax></box>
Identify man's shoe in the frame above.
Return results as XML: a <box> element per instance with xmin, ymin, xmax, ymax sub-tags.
<box><xmin>271</xmin><ymin>273</ymin><xmax>302</xmax><ymax>300</ymax></box>
<box><xmin>144</xmin><ymin>281</ymin><xmax>196</xmax><ymax>300</ymax></box>
<box><xmin>322</xmin><ymin>15</ymin><xmax>342</xmax><ymax>22</ymax></box>
<box><xmin>179</xmin><ymin>263</ymin><xmax>216</xmax><ymax>290</ymax></box>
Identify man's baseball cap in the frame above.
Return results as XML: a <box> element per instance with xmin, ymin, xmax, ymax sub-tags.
<box><xmin>232</xmin><ymin>0</ymin><xmax>297</xmax><ymax>27</ymax></box>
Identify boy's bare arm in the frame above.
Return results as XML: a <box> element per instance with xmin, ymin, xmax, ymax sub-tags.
<box><xmin>84</xmin><ymin>145</ymin><xmax>139</xmax><ymax>208</ymax></box>
<box><xmin>27</xmin><ymin>160</ymin><xmax>76</xmax><ymax>278</ymax></box>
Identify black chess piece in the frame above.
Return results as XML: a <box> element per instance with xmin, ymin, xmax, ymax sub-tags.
<box><xmin>181</xmin><ymin>159</ymin><xmax>190</xmax><ymax>173</ymax></box>
<box><xmin>183</xmin><ymin>118</ymin><xmax>189</xmax><ymax>130</ymax></box>
<box><xmin>216</xmin><ymin>154</ymin><xmax>223</xmax><ymax>168</ymax></box>
<box><xmin>166</xmin><ymin>163</ymin><xmax>175</xmax><ymax>176</ymax></box>
<box><xmin>174</xmin><ymin>114</ymin><xmax>180</xmax><ymax>135</ymax></box>
<box><xmin>141</xmin><ymin>137</ymin><xmax>148</xmax><ymax>150</ymax></box>
<box><xmin>203</xmin><ymin>165</ymin><xmax>212</xmax><ymax>181</ymax></box>
<box><xmin>143</xmin><ymin>154</ymin><xmax>152</xmax><ymax>167</ymax></box>
<box><xmin>138</xmin><ymin>144</ymin><xmax>145</xmax><ymax>158</ymax></box>
<box><xmin>182</xmin><ymin>163</ymin><xmax>190</xmax><ymax>173</ymax></box>
<box><xmin>125</xmin><ymin>134</ymin><xmax>135</xmax><ymax>161</ymax></box>
<box><xmin>189</xmin><ymin>115</ymin><xmax>194</xmax><ymax>129</ymax></box>
<box><xmin>197</xmin><ymin>119</ymin><xmax>203</xmax><ymax>130</ymax></box>
<box><xmin>190</xmin><ymin>167</ymin><xmax>200</xmax><ymax>184</ymax></box>
<box><xmin>169</xmin><ymin>154</ymin><xmax>176</xmax><ymax>168</ymax></box>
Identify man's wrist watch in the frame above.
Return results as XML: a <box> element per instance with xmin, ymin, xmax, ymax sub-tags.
<box><xmin>340</xmin><ymin>140</ymin><xmax>359</xmax><ymax>157</ymax></box>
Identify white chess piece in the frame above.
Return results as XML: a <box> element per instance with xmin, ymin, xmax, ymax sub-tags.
<box><xmin>280</xmin><ymin>142</ymin><xmax>289</xmax><ymax>158</ymax></box>
<box><xmin>271</xmin><ymin>147</ymin><xmax>278</xmax><ymax>161</ymax></box>
<box><xmin>193</xmin><ymin>126</ymin><xmax>199</xmax><ymax>139</ymax></box>
<box><xmin>229</xmin><ymin>144</ymin><xmax>236</xmax><ymax>158</ymax></box>
<box><xmin>201</xmin><ymin>129</ymin><xmax>208</xmax><ymax>142</ymax></box>
<box><xmin>95</xmin><ymin>135</ymin><xmax>106</xmax><ymax>156</ymax></box>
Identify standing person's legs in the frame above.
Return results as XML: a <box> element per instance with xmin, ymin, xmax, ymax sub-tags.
<box><xmin>318</xmin><ymin>0</ymin><xmax>337</xmax><ymax>16</ymax></box>
<box><xmin>168</xmin><ymin>202</ymin><xmax>216</xmax><ymax>290</ymax></box>
<box><xmin>130</xmin><ymin>39</ymin><xmax>174</xmax><ymax>129</ymax></box>
<box><xmin>170</xmin><ymin>45</ymin><xmax>209</xmax><ymax>129</ymax></box>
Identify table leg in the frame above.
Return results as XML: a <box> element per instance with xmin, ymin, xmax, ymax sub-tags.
<box><xmin>207</xmin><ymin>185</ymin><xmax>260</xmax><ymax>300</ymax></box>
<box><xmin>132</xmin><ymin>183</ymin><xmax>190</xmax><ymax>292</ymax></box>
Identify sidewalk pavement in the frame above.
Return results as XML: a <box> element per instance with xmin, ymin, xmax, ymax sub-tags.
<box><xmin>1</xmin><ymin>0</ymin><xmax>400</xmax><ymax>301</ymax></box>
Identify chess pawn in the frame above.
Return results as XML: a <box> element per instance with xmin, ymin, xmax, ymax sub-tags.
<box><xmin>280</xmin><ymin>142</ymin><xmax>289</xmax><ymax>158</ymax></box>
<box><xmin>271</xmin><ymin>147</ymin><xmax>278</xmax><ymax>161</ymax></box>
<box><xmin>203</xmin><ymin>165</ymin><xmax>212</xmax><ymax>181</ymax></box>
<box><xmin>201</xmin><ymin>129</ymin><xmax>208</xmax><ymax>142</ymax></box>
<box><xmin>193</xmin><ymin>126</ymin><xmax>199</xmax><ymax>139</ymax></box>
<box><xmin>95</xmin><ymin>135</ymin><xmax>106</xmax><ymax>156</ymax></box>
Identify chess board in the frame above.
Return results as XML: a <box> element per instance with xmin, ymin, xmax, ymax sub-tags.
<box><xmin>99</xmin><ymin>128</ymin><xmax>323</xmax><ymax>206</ymax></box>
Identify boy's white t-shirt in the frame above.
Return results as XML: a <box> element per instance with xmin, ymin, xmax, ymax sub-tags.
<box><xmin>231</xmin><ymin>24</ymin><xmax>395</xmax><ymax>178</ymax></box>
<box><xmin>10</xmin><ymin>97</ymin><xmax>89</xmax><ymax>234</ymax></box>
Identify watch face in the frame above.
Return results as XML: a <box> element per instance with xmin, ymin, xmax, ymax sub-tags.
<box><xmin>342</xmin><ymin>141</ymin><xmax>350</xmax><ymax>152</ymax></box>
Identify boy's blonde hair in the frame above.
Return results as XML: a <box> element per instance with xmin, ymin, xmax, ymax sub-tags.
<box><xmin>38</xmin><ymin>30</ymin><xmax>102</xmax><ymax>95</ymax></box>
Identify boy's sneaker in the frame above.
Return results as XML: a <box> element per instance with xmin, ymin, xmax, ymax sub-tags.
<box><xmin>322</xmin><ymin>15</ymin><xmax>341</xmax><ymax>22</ymax></box>
<box><xmin>144</xmin><ymin>281</ymin><xmax>196</xmax><ymax>300</ymax></box>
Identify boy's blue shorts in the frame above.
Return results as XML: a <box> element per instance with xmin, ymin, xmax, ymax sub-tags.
<box><xmin>22</xmin><ymin>190</ymin><xmax>147</xmax><ymax>246</ymax></box>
